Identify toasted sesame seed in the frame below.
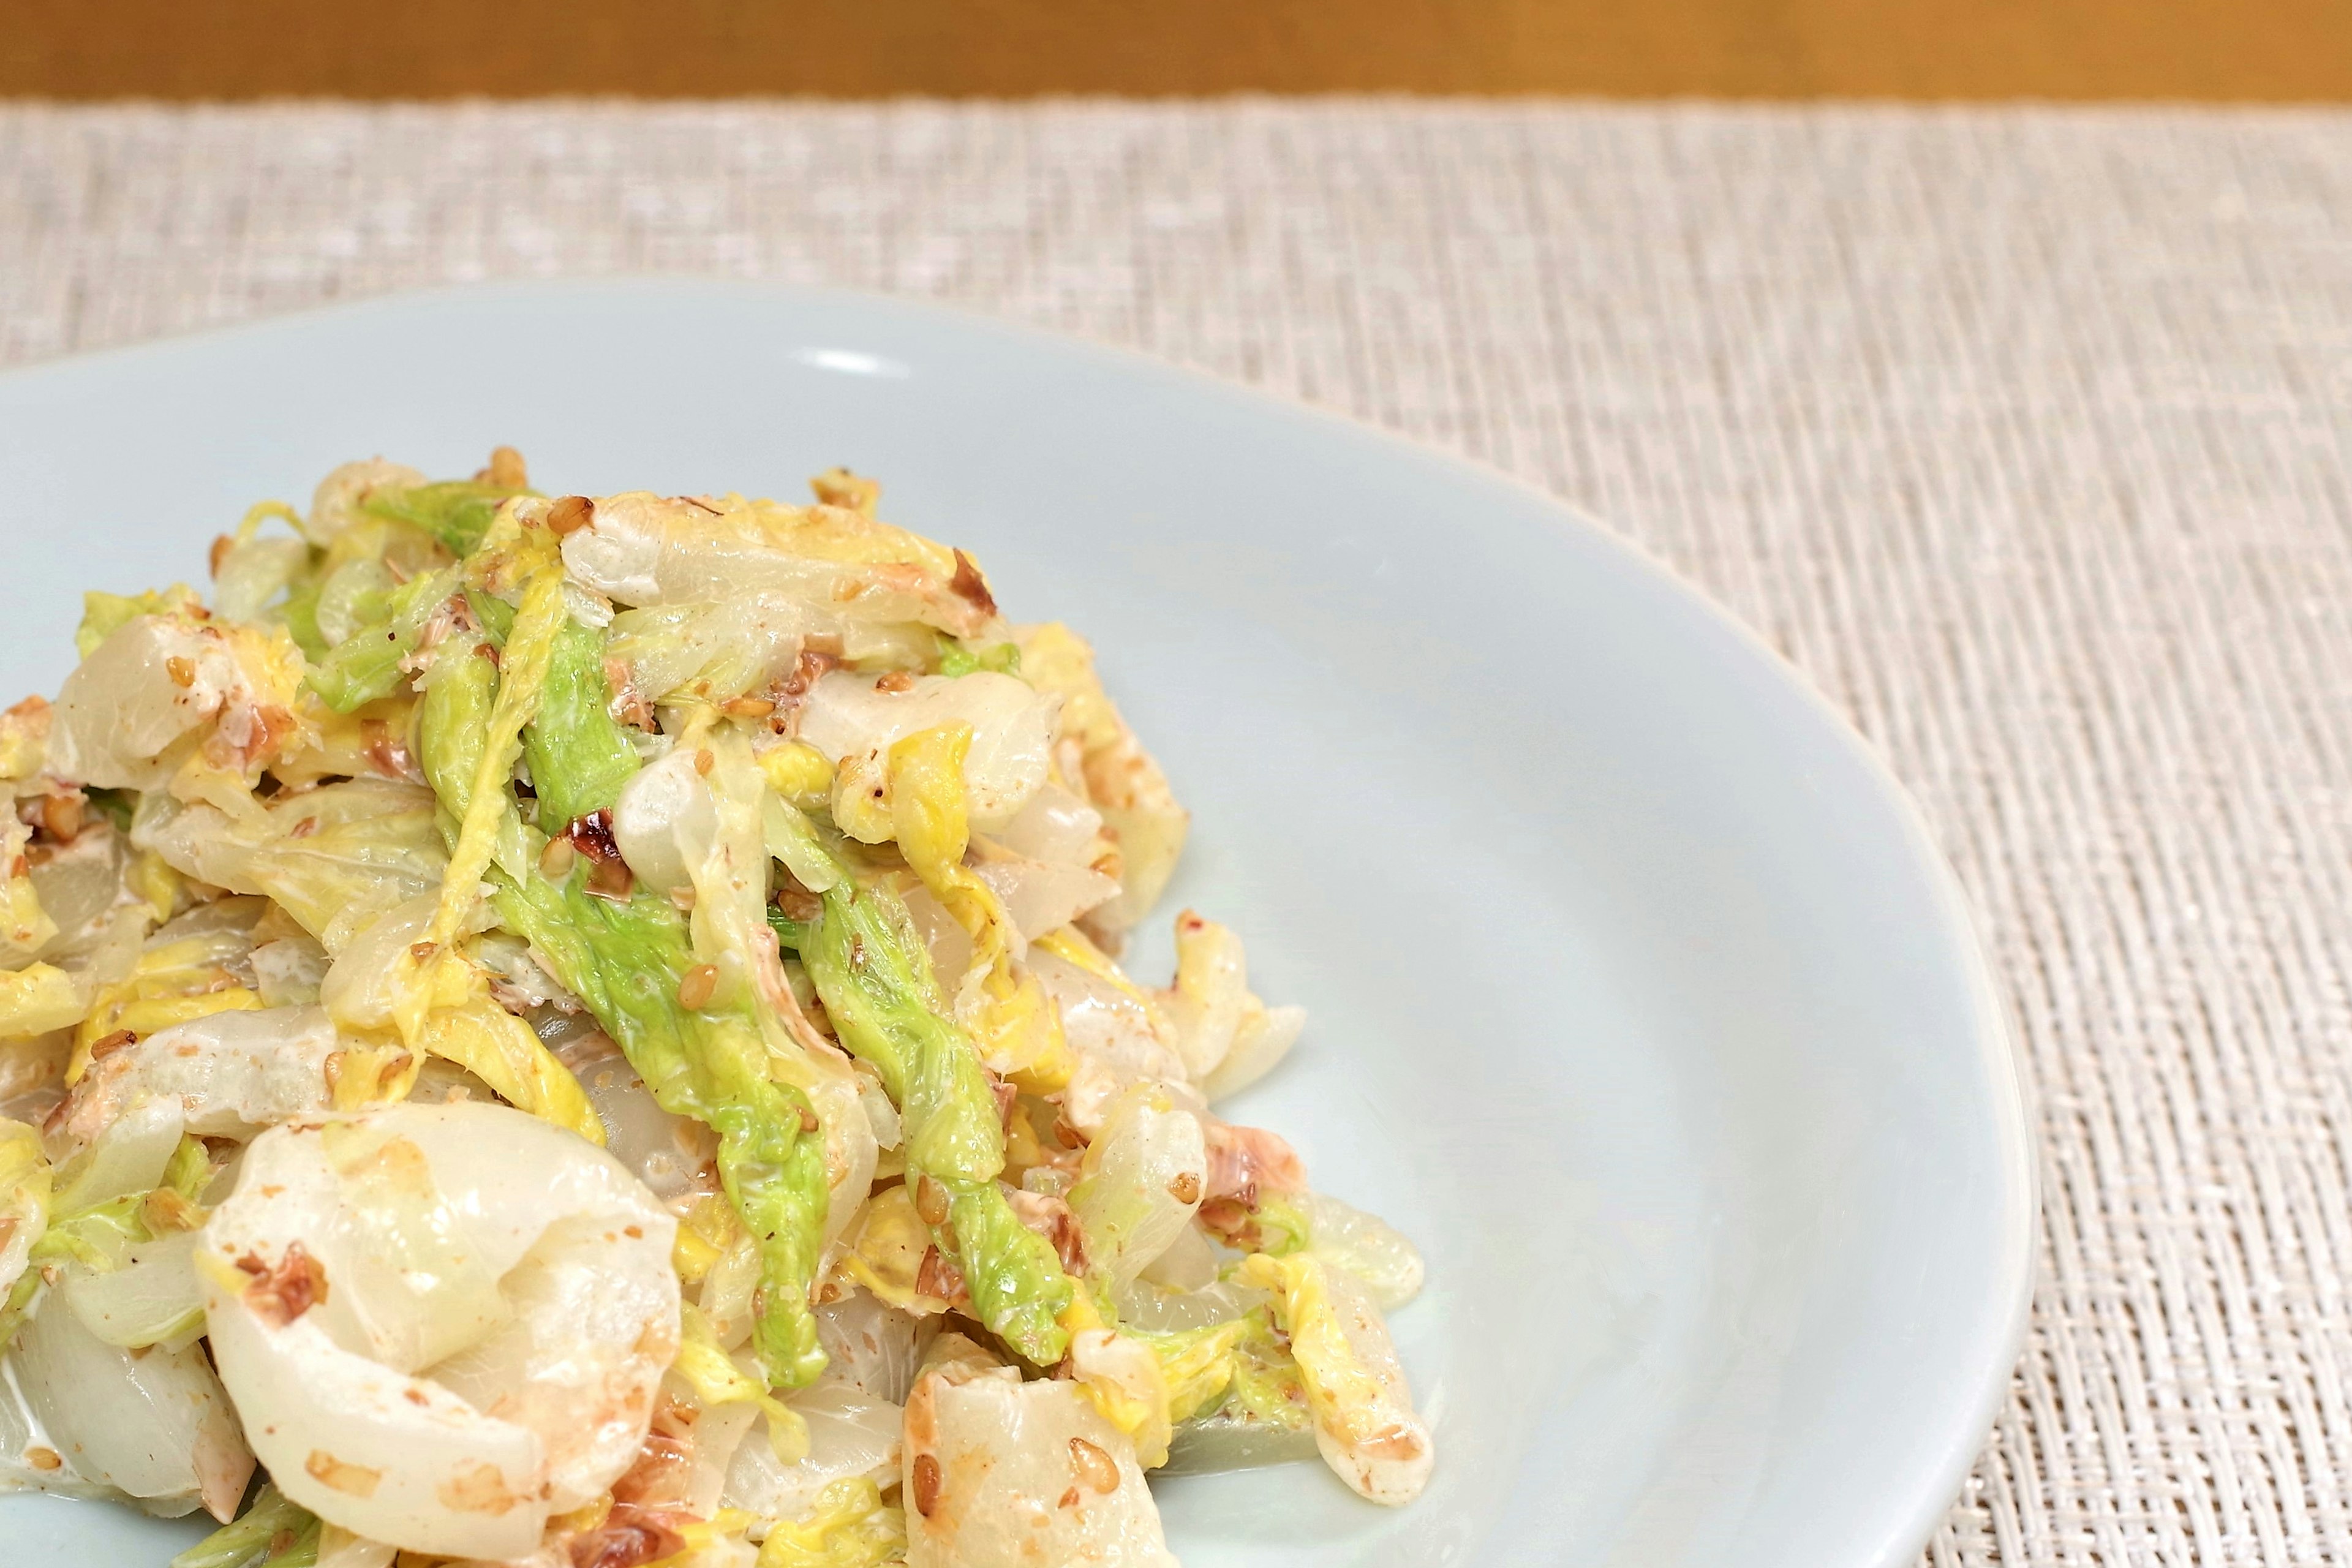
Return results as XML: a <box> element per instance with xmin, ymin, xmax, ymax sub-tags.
<box><xmin>1069</xmin><ymin>1436</ymin><xmax>1120</xmax><ymax>1494</ymax></box>
<box><xmin>677</xmin><ymin>963</ymin><xmax>720</xmax><ymax>1011</ymax></box>
<box><xmin>546</xmin><ymin>495</ymin><xmax>595</xmax><ymax>535</ymax></box>
<box><xmin>539</xmin><ymin>836</ymin><xmax>576</xmax><ymax>880</ymax></box>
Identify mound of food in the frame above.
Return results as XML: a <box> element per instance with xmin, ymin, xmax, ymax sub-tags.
<box><xmin>0</xmin><ymin>450</ymin><xmax>1430</xmax><ymax>1567</ymax></box>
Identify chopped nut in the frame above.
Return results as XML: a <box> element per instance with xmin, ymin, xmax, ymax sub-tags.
<box><xmin>240</xmin><ymin>1240</ymin><xmax>330</xmax><ymax>1327</ymax></box>
<box><xmin>409</xmin><ymin>941</ymin><xmax>439</xmax><ymax>962</ymax></box>
<box><xmin>546</xmin><ymin>495</ymin><xmax>596</xmax><ymax>536</ymax></box>
<box><xmin>361</xmin><ymin>717</ymin><xmax>418</xmax><ymax>781</ymax></box>
<box><xmin>1167</xmin><ymin>1171</ymin><xmax>1203</xmax><ymax>1205</ymax></box>
<box><xmin>88</xmin><ymin>1027</ymin><xmax>136</xmax><ymax>1060</ymax></box>
<box><xmin>780</xmin><ymin>646</ymin><xmax>840</xmax><ymax>699</ymax></box>
<box><xmin>915</xmin><ymin>1245</ymin><xmax>967</xmax><ymax>1307</ymax></box>
<box><xmin>587</xmin><ymin>854</ymin><xmax>635</xmax><ymax>901</ymax></box>
<box><xmin>676</xmin><ymin>964</ymin><xmax>720</xmax><ymax>1011</ymax></box>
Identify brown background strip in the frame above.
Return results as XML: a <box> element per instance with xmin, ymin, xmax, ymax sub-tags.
<box><xmin>4</xmin><ymin>0</ymin><xmax>2351</xmax><ymax>100</ymax></box>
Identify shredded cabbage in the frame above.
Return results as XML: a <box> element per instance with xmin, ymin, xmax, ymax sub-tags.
<box><xmin>754</xmin><ymin>1476</ymin><xmax>906</xmax><ymax>1568</ymax></box>
<box><xmin>497</xmin><ymin>870</ymin><xmax>830</xmax><ymax>1389</ymax></box>
<box><xmin>785</xmin><ymin>851</ymin><xmax>1076</xmax><ymax>1366</ymax></box>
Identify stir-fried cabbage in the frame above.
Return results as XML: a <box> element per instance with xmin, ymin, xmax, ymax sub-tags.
<box><xmin>0</xmin><ymin>453</ymin><xmax>1431</xmax><ymax>1560</ymax></box>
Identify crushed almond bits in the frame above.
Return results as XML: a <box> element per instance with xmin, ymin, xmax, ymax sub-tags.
<box><xmin>237</xmin><ymin>1239</ymin><xmax>330</xmax><ymax>1327</ymax></box>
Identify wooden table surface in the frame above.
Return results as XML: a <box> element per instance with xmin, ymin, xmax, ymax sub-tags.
<box><xmin>5</xmin><ymin>0</ymin><xmax>2349</xmax><ymax>101</ymax></box>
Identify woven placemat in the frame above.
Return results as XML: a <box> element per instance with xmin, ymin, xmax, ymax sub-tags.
<box><xmin>5</xmin><ymin>100</ymin><xmax>2351</xmax><ymax>1566</ymax></box>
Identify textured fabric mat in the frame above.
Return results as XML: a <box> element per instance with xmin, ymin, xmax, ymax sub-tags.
<box><xmin>5</xmin><ymin>100</ymin><xmax>2351</xmax><ymax>1566</ymax></box>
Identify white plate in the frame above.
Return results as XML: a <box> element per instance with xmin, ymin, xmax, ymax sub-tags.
<box><xmin>0</xmin><ymin>279</ymin><xmax>2031</xmax><ymax>1567</ymax></box>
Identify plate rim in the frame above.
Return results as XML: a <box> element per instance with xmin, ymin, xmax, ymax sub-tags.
<box><xmin>0</xmin><ymin>275</ymin><xmax>2037</xmax><ymax>1567</ymax></box>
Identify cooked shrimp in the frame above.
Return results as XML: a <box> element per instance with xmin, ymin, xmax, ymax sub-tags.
<box><xmin>198</xmin><ymin>1101</ymin><xmax>679</xmax><ymax>1560</ymax></box>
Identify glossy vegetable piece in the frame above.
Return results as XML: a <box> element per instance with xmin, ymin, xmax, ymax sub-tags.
<box><xmin>522</xmin><ymin>617</ymin><xmax>642</xmax><ymax>829</ymax></box>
